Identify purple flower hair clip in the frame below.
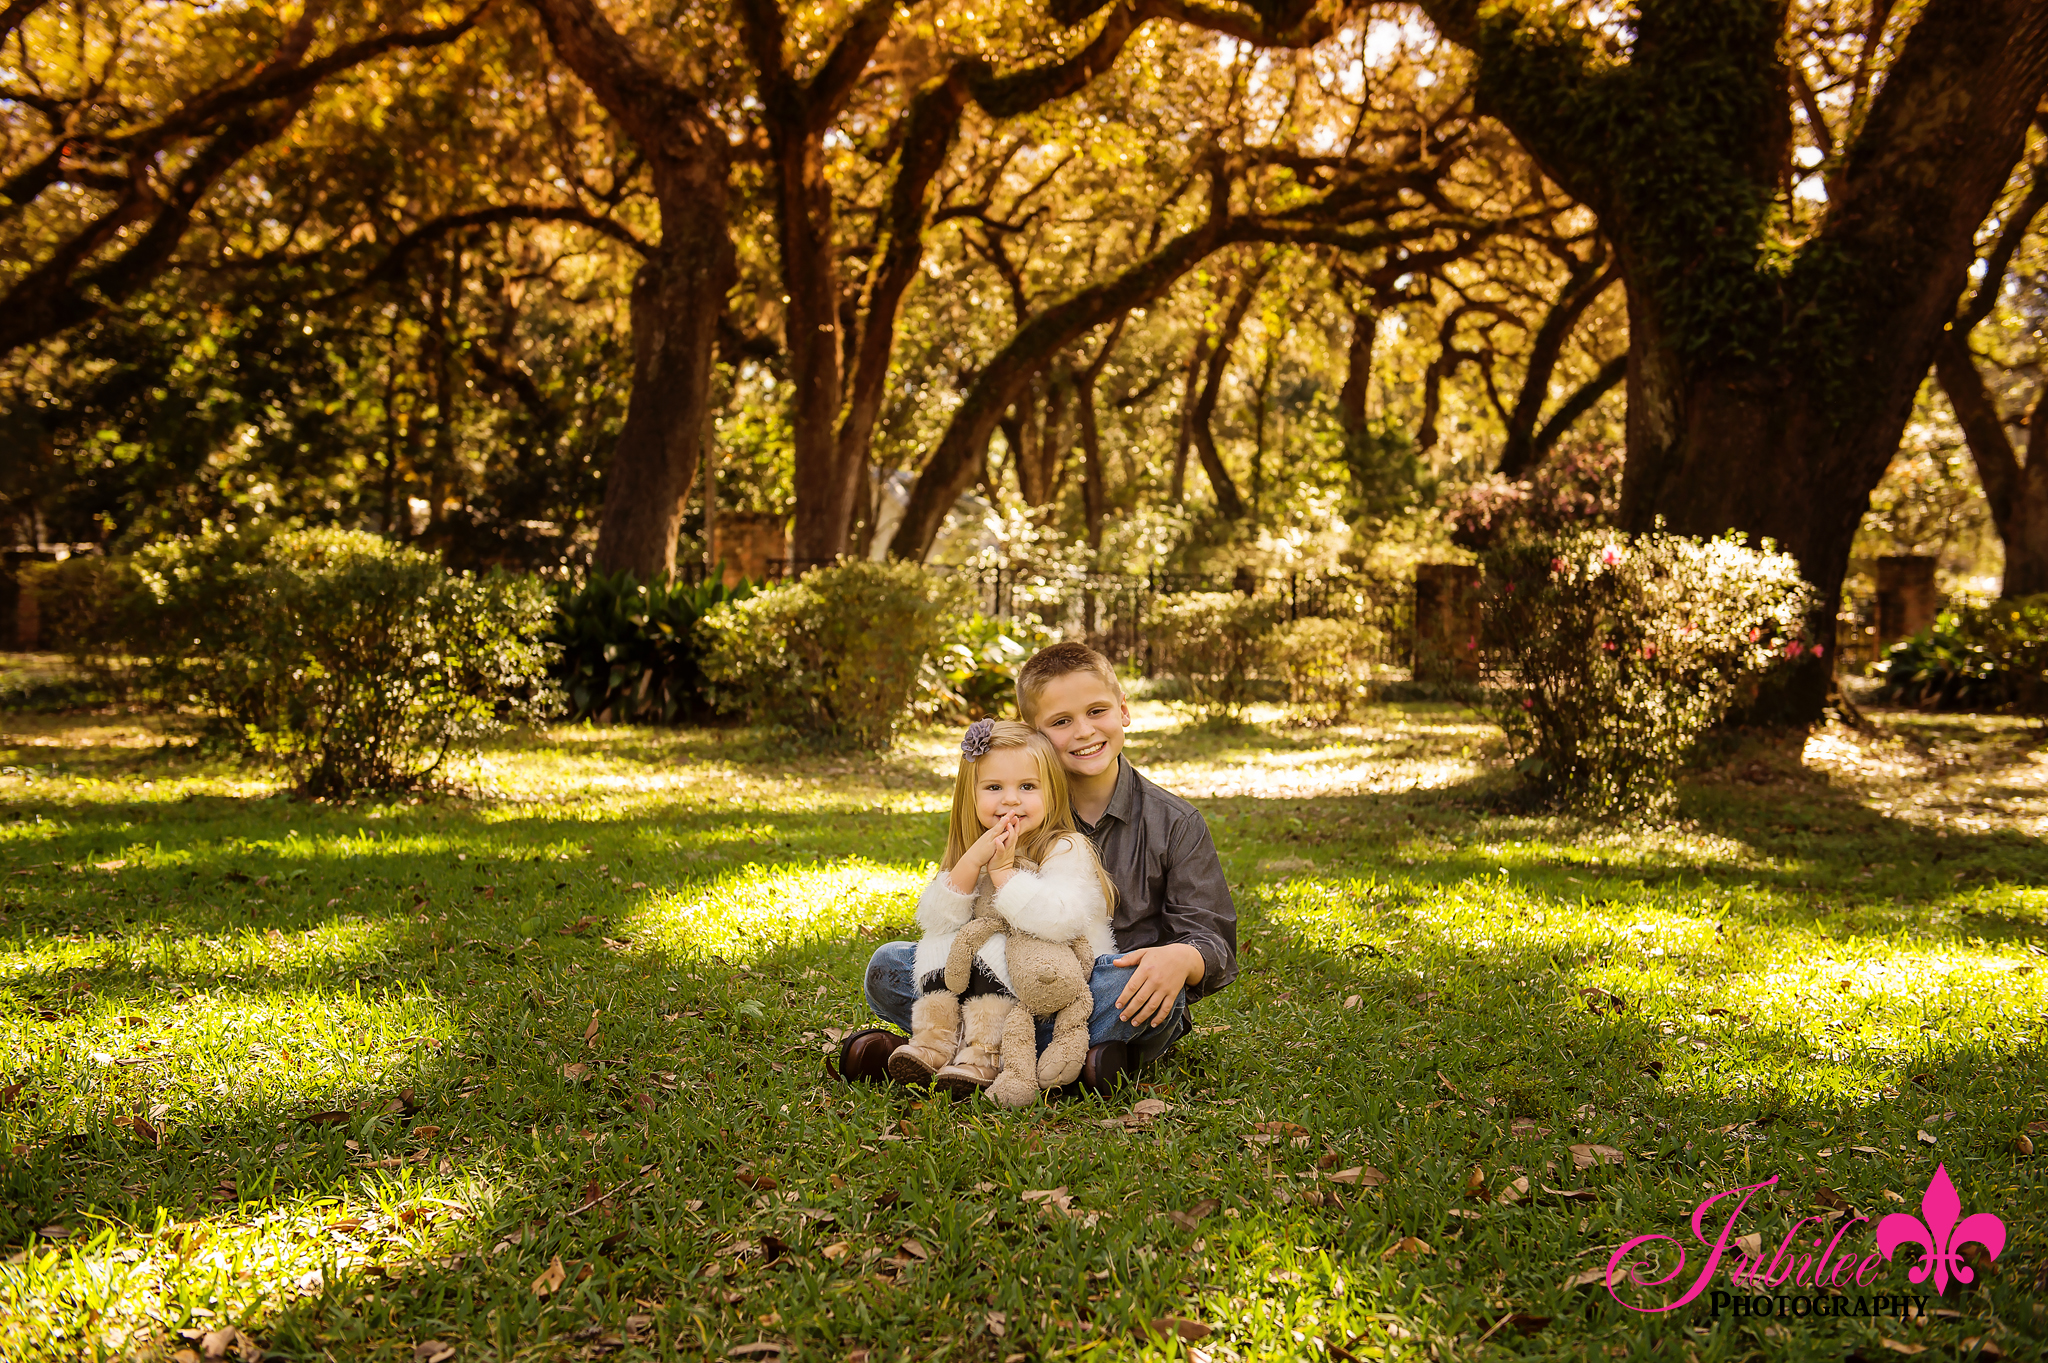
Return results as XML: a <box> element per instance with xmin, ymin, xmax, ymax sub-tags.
<box><xmin>961</xmin><ymin>718</ymin><xmax>996</xmax><ymax>760</ymax></box>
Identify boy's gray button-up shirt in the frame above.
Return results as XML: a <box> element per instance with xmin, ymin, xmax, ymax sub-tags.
<box><xmin>1073</xmin><ymin>757</ymin><xmax>1238</xmax><ymax>1001</ymax></box>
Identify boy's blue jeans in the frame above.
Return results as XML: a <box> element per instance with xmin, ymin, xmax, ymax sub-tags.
<box><xmin>861</xmin><ymin>941</ymin><xmax>1190</xmax><ymax>1069</ymax></box>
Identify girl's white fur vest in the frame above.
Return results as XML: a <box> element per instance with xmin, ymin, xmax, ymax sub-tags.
<box><xmin>912</xmin><ymin>834</ymin><xmax>1116</xmax><ymax>995</ymax></box>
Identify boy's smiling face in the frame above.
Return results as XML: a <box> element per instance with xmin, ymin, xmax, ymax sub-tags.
<box><xmin>1030</xmin><ymin>671</ymin><xmax>1130</xmax><ymax>781</ymax></box>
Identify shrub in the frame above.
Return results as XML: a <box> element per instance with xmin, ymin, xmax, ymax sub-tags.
<box><xmin>1144</xmin><ymin>591</ymin><xmax>1286</xmax><ymax>717</ymax></box>
<box><xmin>1480</xmin><ymin>529</ymin><xmax>1818</xmax><ymax>815</ymax></box>
<box><xmin>139</xmin><ymin>526</ymin><xmax>559</xmax><ymax>794</ymax></box>
<box><xmin>1874</xmin><ymin>594</ymin><xmax>2048</xmax><ymax>712</ymax></box>
<box><xmin>1260</xmin><ymin>616</ymin><xmax>1381</xmax><ymax>725</ymax></box>
<box><xmin>13</xmin><ymin>556</ymin><xmax>151</xmax><ymax>696</ymax></box>
<box><xmin>1448</xmin><ymin>439</ymin><xmax>1623</xmax><ymax>551</ymax></box>
<box><xmin>554</xmin><ymin>571</ymin><xmax>754</xmax><ymax>723</ymax></box>
<box><xmin>698</xmin><ymin>560</ymin><xmax>959</xmax><ymax>750</ymax></box>
<box><xmin>922</xmin><ymin>611</ymin><xmax>1061</xmax><ymax>722</ymax></box>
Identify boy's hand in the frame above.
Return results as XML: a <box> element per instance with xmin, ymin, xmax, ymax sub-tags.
<box><xmin>1111</xmin><ymin>943</ymin><xmax>1204</xmax><ymax>1027</ymax></box>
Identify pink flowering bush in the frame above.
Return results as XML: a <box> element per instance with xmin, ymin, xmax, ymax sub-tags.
<box><xmin>1480</xmin><ymin>528</ymin><xmax>1818</xmax><ymax>815</ymax></box>
<box><xmin>1447</xmin><ymin>439</ymin><xmax>1623</xmax><ymax>551</ymax></box>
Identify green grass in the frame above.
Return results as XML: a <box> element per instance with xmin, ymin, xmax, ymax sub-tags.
<box><xmin>0</xmin><ymin>696</ymin><xmax>2043</xmax><ymax>1362</ymax></box>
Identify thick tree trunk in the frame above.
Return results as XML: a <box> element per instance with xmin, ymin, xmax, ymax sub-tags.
<box><xmin>1419</xmin><ymin>0</ymin><xmax>2048</xmax><ymax>721</ymax></box>
<box><xmin>1336</xmin><ymin>308</ymin><xmax>1374</xmax><ymax>434</ymax></box>
<box><xmin>1935</xmin><ymin>335</ymin><xmax>2048</xmax><ymax>597</ymax></box>
<box><xmin>592</xmin><ymin>221</ymin><xmax>731</xmax><ymax>578</ymax></box>
<box><xmin>527</xmin><ymin>0</ymin><xmax>736</xmax><ymax>582</ymax></box>
<box><xmin>778</xmin><ymin>140</ymin><xmax>855</xmax><ymax>565</ymax></box>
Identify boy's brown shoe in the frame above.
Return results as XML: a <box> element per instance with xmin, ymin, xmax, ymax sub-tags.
<box><xmin>1077</xmin><ymin>1040</ymin><xmax>1133</xmax><ymax>1095</ymax></box>
<box><xmin>836</xmin><ymin>1029</ymin><xmax>906</xmax><ymax>1084</ymax></box>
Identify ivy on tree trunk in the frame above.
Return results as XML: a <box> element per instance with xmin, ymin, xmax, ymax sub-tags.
<box><xmin>1418</xmin><ymin>0</ymin><xmax>2048</xmax><ymax>720</ymax></box>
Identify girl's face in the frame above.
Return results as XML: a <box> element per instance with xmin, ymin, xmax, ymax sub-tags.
<box><xmin>974</xmin><ymin>746</ymin><xmax>1047</xmax><ymax>833</ymax></box>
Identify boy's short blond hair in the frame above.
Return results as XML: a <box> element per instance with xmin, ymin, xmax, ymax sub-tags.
<box><xmin>1016</xmin><ymin>641</ymin><xmax>1123</xmax><ymax>723</ymax></box>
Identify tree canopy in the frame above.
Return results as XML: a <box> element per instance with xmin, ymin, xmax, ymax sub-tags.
<box><xmin>10</xmin><ymin>0</ymin><xmax>2048</xmax><ymax>714</ymax></box>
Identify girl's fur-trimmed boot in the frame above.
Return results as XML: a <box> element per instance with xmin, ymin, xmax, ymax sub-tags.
<box><xmin>932</xmin><ymin>995</ymin><xmax>1010</xmax><ymax>1097</ymax></box>
<box><xmin>886</xmin><ymin>992</ymin><xmax>960</xmax><ymax>1084</ymax></box>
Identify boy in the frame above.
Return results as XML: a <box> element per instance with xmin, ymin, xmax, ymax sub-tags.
<box><xmin>842</xmin><ymin>641</ymin><xmax>1237</xmax><ymax>1091</ymax></box>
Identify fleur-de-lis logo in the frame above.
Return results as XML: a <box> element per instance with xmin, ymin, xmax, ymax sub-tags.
<box><xmin>1874</xmin><ymin>1163</ymin><xmax>2006</xmax><ymax>1295</ymax></box>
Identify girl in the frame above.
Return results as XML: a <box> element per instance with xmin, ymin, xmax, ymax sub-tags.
<box><xmin>887</xmin><ymin>719</ymin><xmax>1118</xmax><ymax>1100</ymax></box>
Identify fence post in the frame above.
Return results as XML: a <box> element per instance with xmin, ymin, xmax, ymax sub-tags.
<box><xmin>1875</xmin><ymin>555</ymin><xmax>1939</xmax><ymax>646</ymax></box>
<box><xmin>1413</xmin><ymin>563</ymin><xmax>1484</xmax><ymax>683</ymax></box>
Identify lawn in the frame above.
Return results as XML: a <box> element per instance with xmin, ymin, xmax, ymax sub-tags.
<box><xmin>1</xmin><ymin>692</ymin><xmax>2043</xmax><ymax>1362</ymax></box>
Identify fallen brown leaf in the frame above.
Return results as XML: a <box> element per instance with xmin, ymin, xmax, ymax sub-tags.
<box><xmin>821</xmin><ymin>1242</ymin><xmax>850</xmax><ymax>1262</ymax></box>
<box><xmin>531</xmin><ymin>1255</ymin><xmax>566</xmax><ymax>1297</ymax></box>
<box><xmin>1165</xmin><ymin>1198</ymin><xmax>1221</xmax><ymax>1231</ymax></box>
<box><xmin>1381</xmin><ymin>1235</ymin><xmax>1434</xmax><ymax>1259</ymax></box>
<box><xmin>1496</xmin><ymin>1175</ymin><xmax>1531</xmax><ymax>1206</ymax></box>
<box><xmin>584</xmin><ymin>1011</ymin><xmax>601</xmax><ymax>1047</ymax></box>
<box><xmin>1814</xmin><ymin>1187</ymin><xmax>1850</xmax><ymax>1210</ymax></box>
<box><xmin>1326</xmin><ymin>1166</ymin><xmax>1386</xmax><ymax>1187</ymax></box>
<box><xmin>734</xmin><ymin>1167</ymin><xmax>778</xmax><ymax>1191</ymax></box>
<box><xmin>899</xmin><ymin>1238</ymin><xmax>929</xmax><ymax>1260</ymax></box>
<box><xmin>412</xmin><ymin>1343</ymin><xmax>455</xmax><ymax>1363</ymax></box>
<box><xmin>1463</xmin><ymin>1165</ymin><xmax>1488</xmax><ymax>1198</ymax></box>
<box><xmin>1878</xmin><ymin>1341</ymin><xmax>1927</xmax><ymax>1356</ymax></box>
<box><xmin>1569</xmin><ymin>1143</ymin><xmax>1624</xmax><ymax>1170</ymax></box>
<box><xmin>1563</xmin><ymin>1268</ymin><xmax>1606</xmax><ymax>1290</ymax></box>
<box><xmin>559</xmin><ymin>1063</ymin><xmax>588</xmax><ymax>1082</ymax></box>
<box><xmin>1145</xmin><ymin>1317</ymin><xmax>1213</xmax><ymax>1343</ymax></box>
<box><xmin>1540</xmin><ymin>1185</ymin><xmax>1596</xmax><ymax>1201</ymax></box>
<box><xmin>1131</xmin><ymin>1097</ymin><xmax>1170</xmax><ymax>1120</ymax></box>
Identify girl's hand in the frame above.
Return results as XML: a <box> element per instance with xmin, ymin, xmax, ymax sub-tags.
<box><xmin>988</xmin><ymin>815</ymin><xmax>1020</xmax><ymax>872</ymax></box>
<box><xmin>988</xmin><ymin>816</ymin><xmax>1023</xmax><ymax>888</ymax></box>
<box><xmin>947</xmin><ymin>819</ymin><xmax>1009</xmax><ymax>893</ymax></box>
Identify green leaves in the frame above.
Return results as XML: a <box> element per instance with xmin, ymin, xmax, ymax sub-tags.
<box><xmin>136</xmin><ymin>525</ymin><xmax>560</xmax><ymax>796</ymax></box>
<box><xmin>552</xmin><ymin>571</ymin><xmax>754</xmax><ymax>725</ymax></box>
<box><xmin>698</xmin><ymin>561</ymin><xmax>958</xmax><ymax>751</ymax></box>
<box><xmin>1480</xmin><ymin>528</ymin><xmax>1819</xmax><ymax>815</ymax></box>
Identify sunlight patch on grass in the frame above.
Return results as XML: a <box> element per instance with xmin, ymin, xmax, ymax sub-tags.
<box><xmin>634</xmin><ymin>859</ymin><xmax>927</xmax><ymax>963</ymax></box>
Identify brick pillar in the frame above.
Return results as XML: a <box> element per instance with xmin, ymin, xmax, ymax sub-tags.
<box><xmin>709</xmin><ymin>513</ymin><xmax>789</xmax><ymax>589</ymax></box>
<box><xmin>1413</xmin><ymin>563</ymin><xmax>1483</xmax><ymax>683</ymax></box>
<box><xmin>1875</xmin><ymin>555</ymin><xmax>1939</xmax><ymax>646</ymax></box>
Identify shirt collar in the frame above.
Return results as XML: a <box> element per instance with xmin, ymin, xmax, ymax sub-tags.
<box><xmin>1095</xmin><ymin>755</ymin><xmax>1140</xmax><ymax>828</ymax></box>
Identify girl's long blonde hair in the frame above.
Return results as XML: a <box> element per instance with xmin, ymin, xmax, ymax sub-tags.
<box><xmin>942</xmin><ymin>721</ymin><xmax>1116</xmax><ymax>913</ymax></box>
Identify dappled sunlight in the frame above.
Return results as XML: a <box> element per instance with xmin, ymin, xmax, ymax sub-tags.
<box><xmin>631</xmin><ymin>860</ymin><xmax>928</xmax><ymax>963</ymax></box>
<box><xmin>1805</xmin><ymin>714</ymin><xmax>2048</xmax><ymax>839</ymax></box>
<box><xmin>3</xmin><ymin>699</ymin><xmax>2042</xmax><ymax>1360</ymax></box>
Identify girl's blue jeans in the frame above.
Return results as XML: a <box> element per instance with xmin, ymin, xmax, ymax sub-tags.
<box><xmin>861</xmin><ymin>941</ymin><xmax>1190</xmax><ymax>1069</ymax></box>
